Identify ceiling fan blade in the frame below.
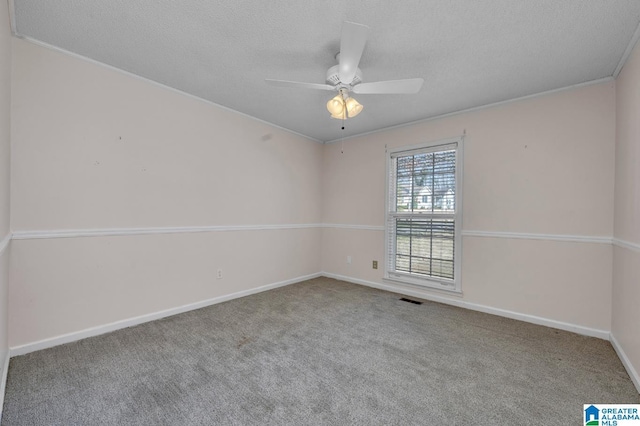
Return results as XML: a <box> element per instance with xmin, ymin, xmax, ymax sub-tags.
<box><xmin>339</xmin><ymin>21</ymin><xmax>369</xmax><ymax>84</ymax></box>
<box><xmin>352</xmin><ymin>78</ymin><xmax>424</xmax><ymax>94</ymax></box>
<box><xmin>265</xmin><ymin>79</ymin><xmax>335</xmax><ymax>91</ymax></box>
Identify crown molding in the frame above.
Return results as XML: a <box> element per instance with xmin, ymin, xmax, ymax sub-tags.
<box><xmin>13</xmin><ymin>36</ymin><xmax>323</xmax><ymax>144</ymax></box>
<box><xmin>324</xmin><ymin>77</ymin><xmax>614</xmax><ymax>144</ymax></box>
<box><xmin>614</xmin><ymin>19</ymin><xmax>640</xmax><ymax>78</ymax></box>
<box><xmin>7</xmin><ymin>0</ymin><xmax>16</xmax><ymax>35</ymax></box>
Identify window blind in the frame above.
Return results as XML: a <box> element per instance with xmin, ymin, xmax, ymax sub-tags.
<box><xmin>387</xmin><ymin>142</ymin><xmax>458</xmax><ymax>286</ymax></box>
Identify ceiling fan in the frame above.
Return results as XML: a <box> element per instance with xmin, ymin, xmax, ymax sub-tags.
<box><xmin>266</xmin><ymin>21</ymin><xmax>424</xmax><ymax>120</ymax></box>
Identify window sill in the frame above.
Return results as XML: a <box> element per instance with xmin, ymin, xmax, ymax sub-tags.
<box><xmin>383</xmin><ymin>275</ymin><xmax>462</xmax><ymax>295</ymax></box>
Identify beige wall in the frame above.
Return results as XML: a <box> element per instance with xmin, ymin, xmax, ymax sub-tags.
<box><xmin>9</xmin><ymin>39</ymin><xmax>323</xmax><ymax>347</ymax></box>
<box><xmin>322</xmin><ymin>81</ymin><xmax>616</xmax><ymax>332</ymax></box>
<box><xmin>3</xmin><ymin>30</ymin><xmax>633</xmax><ymax>375</ymax></box>
<box><xmin>11</xmin><ymin>40</ymin><xmax>323</xmax><ymax>230</ymax></box>
<box><xmin>9</xmin><ymin>229</ymin><xmax>320</xmax><ymax>348</ymax></box>
<box><xmin>613</xmin><ymin>40</ymin><xmax>640</xmax><ymax>387</ymax></box>
<box><xmin>0</xmin><ymin>1</ymin><xmax>9</xmax><ymax>240</ymax></box>
<box><xmin>1</xmin><ymin>0</ymin><xmax>12</xmax><ymax>366</ymax></box>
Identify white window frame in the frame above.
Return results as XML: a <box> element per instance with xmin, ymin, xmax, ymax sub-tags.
<box><xmin>384</xmin><ymin>136</ymin><xmax>464</xmax><ymax>293</ymax></box>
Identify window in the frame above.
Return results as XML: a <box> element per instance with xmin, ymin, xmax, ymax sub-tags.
<box><xmin>385</xmin><ymin>137</ymin><xmax>463</xmax><ymax>292</ymax></box>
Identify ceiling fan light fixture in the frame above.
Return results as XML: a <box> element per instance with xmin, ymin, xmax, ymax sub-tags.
<box><xmin>327</xmin><ymin>93</ymin><xmax>345</xmax><ymax>117</ymax></box>
<box><xmin>266</xmin><ymin>21</ymin><xmax>424</xmax><ymax>124</ymax></box>
<box><xmin>327</xmin><ymin>91</ymin><xmax>362</xmax><ymax>120</ymax></box>
<box><xmin>345</xmin><ymin>96</ymin><xmax>363</xmax><ymax>118</ymax></box>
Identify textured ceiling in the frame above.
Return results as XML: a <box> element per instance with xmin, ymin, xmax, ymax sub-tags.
<box><xmin>12</xmin><ymin>0</ymin><xmax>640</xmax><ymax>142</ymax></box>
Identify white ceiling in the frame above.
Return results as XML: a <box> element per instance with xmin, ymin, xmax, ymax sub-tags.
<box><xmin>11</xmin><ymin>1</ymin><xmax>640</xmax><ymax>142</ymax></box>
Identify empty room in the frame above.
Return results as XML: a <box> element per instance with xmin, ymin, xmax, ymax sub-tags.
<box><xmin>0</xmin><ymin>1</ymin><xmax>639</xmax><ymax>424</ymax></box>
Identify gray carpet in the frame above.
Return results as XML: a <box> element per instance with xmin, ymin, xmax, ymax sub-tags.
<box><xmin>2</xmin><ymin>277</ymin><xmax>638</xmax><ymax>425</ymax></box>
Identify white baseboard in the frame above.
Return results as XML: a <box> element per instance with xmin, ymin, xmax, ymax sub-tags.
<box><xmin>610</xmin><ymin>334</ymin><xmax>640</xmax><ymax>394</ymax></box>
<box><xmin>322</xmin><ymin>272</ymin><xmax>611</xmax><ymax>340</ymax></box>
<box><xmin>9</xmin><ymin>272</ymin><xmax>321</xmax><ymax>357</ymax></box>
<box><xmin>6</xmin><ymin>270</ymin><xmax>616</xmax><ymax>363</ymax></box>
<box><xmin>5</xmin><ymin>271</ymin><xmax>636</xmax><ymax>398</ymax></box>
<box><xmin>0</xmin><ymin>350</ymin><xmax>9</xmax><ymax>423</ymax></box>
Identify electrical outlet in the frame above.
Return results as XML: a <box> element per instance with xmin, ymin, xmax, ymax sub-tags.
<box><xmin>347</xmin><ymin>256</ymin><xmax>352</xmax><ymax>264</ymax></box>
<box><xmin>217</xmin><ymin>269</ymin><xmax>223</xmax><ymax>279</ymax></box>
<box><xmin>372</xmin><ymin>260</ymin><xmax>378</xmax><ymax>269</ymax></box>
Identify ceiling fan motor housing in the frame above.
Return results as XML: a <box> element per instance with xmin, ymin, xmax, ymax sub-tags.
<box><xmin>326</xmin><ymin>65</ymin><xmax>363</xmax><ymax>87</ymax></box>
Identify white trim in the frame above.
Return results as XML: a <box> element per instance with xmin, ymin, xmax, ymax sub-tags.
<box><xmin>9</xmin><ymin>272</ymin><xmax>321</xmax><ymax>357</ymax></box>
<box><xmin>11</xmin><ymin>224</ymin><xmax>322</xmax><ymax>240</ymax></box>
<box><xmin>325</xmin><ymin>77</ymin><xmax>614</xmax><ymax>144</ymax></box>
<box><xmin>462</xmin><ymin>230</ymin><xmax>612</xmax><ymax>245</ymax></box>
<box><xmin>11</xmin><ymin>33</ymin><xmax>617</xmax><ymax>145</ymax></box>
<box><xmin>610</xmin><ymin>333</ymin><xmax>640</xmax><ymax>394</ymax></box>
<box><xmin>322</xmin><ymin>224</ymin><xmax>385</xmax><ymax>231</ymax></box>
<box><xmin>389</xmin><ymin>140</ymin><xmax>459</xmax><ymax>158</ymax></box>
<box><xmin>0</xmin><ymin>233</ymin><xmax>9</xmax><ymax>254</ymax></box>
<box><xmin>384</xmin><ymin>276</ymin><xmax>462</xmax><ymax>294</ymax></box>
<box><xmin>322</xmin><ymin>272</ymin><xmax>611</xmax><ymax>340</ymax></box>
<box><xmin>14</xmin><ymin>36</ymin><xmax>323</xmax><ymax>145</ymax></box>
<box><xmin>4</xmin><ymin>267</ymin><xmax>629</xmax><ymax>389</ymax></box>
<box><xmin>7</xmin><ymin>0</ymin><xmax>16</xmax><ymax>35</ymax></box>
<box><xmin>9</xmin><ymin>226</ymin><xmax>621</xmax><ymax>247</ymax></box>
<box><xmin>0</xmin><ymin>350</ymin><xmax>9</xmax><ymax>423</ymax></box>
<box><xmin>322</xmin><ymin>226</ymin><xmax>615</xmax><ymax>248</ymax></box>
<box><xmin>614</xmin><ymin>20</ymin><xmax>640</xmax><ymax>78</ymax></box>
<box><xmin>613</xmin><ymin>238</ymin><xmax>640</xmax><ymax>253</ymax></box>
<box><xmin>385</xmin><ymin>137</ymin><xmax>463</xmax><ymax>292</ymax></box>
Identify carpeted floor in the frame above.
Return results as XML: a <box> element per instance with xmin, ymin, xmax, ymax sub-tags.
<box><xmin>2</xmin><ymin>277</ymin><xmax>638</xmax><ymax>425</ymax></box>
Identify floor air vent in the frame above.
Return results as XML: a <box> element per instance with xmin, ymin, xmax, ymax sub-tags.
<box><xmin>399</xmin><ymin>298</ymin><xmax>423</xmax><ymax>305</ymax></box>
